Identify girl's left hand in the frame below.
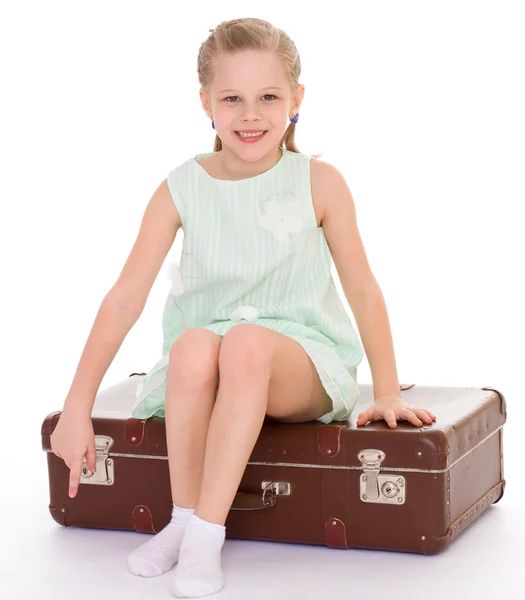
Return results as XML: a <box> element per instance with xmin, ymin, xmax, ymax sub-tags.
<box><xmin>356</xmin><ymin>395</ymin><xmax>437</xmax><ymax>429</ymax></box>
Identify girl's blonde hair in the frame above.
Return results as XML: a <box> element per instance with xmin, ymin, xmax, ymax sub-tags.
<box><xmin>197</xmin><ymin>18</ymin><xmax>321</xmax><ymax>159</ymax></box>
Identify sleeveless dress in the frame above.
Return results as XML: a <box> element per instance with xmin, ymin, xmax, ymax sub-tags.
<box><xmin>130</xmin><ymin>146</ymin><xmax>365</xmax><ymax>424</ymax></box>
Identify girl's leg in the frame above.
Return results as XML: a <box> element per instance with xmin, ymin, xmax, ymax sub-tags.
<box><xmin>170</xmin><ymin>325</ymin><xmax>273</xmax><ymax>597</ymax></box>
<box><xmin>165</xmin><ymin>330</ymin><xmax>222</xmax><ymax>508</ymax></box>
<box><xmin>128</xmin><ymin>330</ymin><xmax>222</xmax><ymax>578</ymax></box>
<box><xmin>170</xmin><ymin>323</ymin><xmax>334</xmax><ymax>598</ymax></box>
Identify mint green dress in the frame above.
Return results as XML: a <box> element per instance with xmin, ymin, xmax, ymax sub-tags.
<box><xmin>131</xmin><ymin>147</ymin><xmax>365</xmax><ymax>424</ymax></box>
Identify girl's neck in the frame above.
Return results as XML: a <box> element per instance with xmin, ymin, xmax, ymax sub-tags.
<box><xmin>215</xmin><ymin>146</ymin><xmax>283</xmax><ymax>181</ymax></box>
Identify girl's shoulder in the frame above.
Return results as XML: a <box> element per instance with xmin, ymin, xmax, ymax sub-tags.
<box><xmin>192</xmin><ymin>152</ymin><xmax>224</xmax><ymax>179</ymax></box>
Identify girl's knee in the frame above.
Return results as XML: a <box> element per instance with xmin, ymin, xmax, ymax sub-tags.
<box><xmin>168</xmin><ymin>328</ymin><xmax>222</xmax><ymax>386</ymax></box>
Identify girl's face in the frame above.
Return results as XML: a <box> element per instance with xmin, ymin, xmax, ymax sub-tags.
<box><xmin>201</xmin><ymin>50</ymin><xmax>304</xmax><ymax>158</ymax></box>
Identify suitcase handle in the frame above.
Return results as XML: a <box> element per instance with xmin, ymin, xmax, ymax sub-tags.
<box><xmin>231</xmin><ymin>481</ymin><xmax>286</xmax><ymax>511</ymax></box>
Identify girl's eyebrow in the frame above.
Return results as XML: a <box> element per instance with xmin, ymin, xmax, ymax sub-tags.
<box><xmin>218</xmin><ymin>87</ymin><xmax>284</xmax><ymax>94</ymax></box>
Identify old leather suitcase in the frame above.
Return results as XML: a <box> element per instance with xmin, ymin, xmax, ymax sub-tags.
<box><xmin>41</xmin><ymin>373</ymin><xmax>506</xmax><ymax>555</ymax></box>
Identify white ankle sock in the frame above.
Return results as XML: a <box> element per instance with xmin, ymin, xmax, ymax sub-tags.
<box><xmin>127</xmin><ymin>503</ymin><xmax>196</xmax><ymax>577</ymax></box>
<box><xmin>169</xmin><ymin>514</ymin><xmax>226</xmax><ymax>598</ymax></box>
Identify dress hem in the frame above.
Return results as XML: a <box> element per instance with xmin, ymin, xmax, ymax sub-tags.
<box><xmin>130</xmin><ymin>334</ymin><xmax>361</xmax><ymax>425</ymax></box>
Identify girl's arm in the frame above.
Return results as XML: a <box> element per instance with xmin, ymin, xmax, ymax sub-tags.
<box><xmin>62</xmin><ymin>179</ymin><xmax>182</xmax><ymax>419</ymax></box>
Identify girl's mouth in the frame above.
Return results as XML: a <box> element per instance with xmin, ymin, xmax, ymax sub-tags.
<box><xmin>235</xmin><ymin>130</ymin><xmax>268</xmax><ymax>143</ymax></box>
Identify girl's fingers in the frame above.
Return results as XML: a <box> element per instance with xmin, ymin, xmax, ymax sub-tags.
<box><xmin>405</xmin><ymin>405</ymin><xmax>435</xmax><ymax>424</ymax></box>
<box><xmin>358</xmin><ymin>406</ymin><xmax>437</xmax><ymax>428</ymax></box>
<box><xmin>384</xmin><ymin>410</ymin><xmax>397</xmax><ymax>428</ymax></box>
<box><xmin>415</xmin><ymin>409</ymin><xmax>435</xmax><ymax>423</ymax></box>
<box><xmin>402</xmin><ymin>409</ymin><xmax>422</xmax><ymax>426</ymax></box>
<box><xmin>357</xmin><ymin>410</ymin><xmax>375</xmax><ymax>425</ymax></box>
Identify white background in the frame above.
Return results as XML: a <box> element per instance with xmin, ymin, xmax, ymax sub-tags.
<box><xmin>1</xmin><ymin>1</ymin><xmax>523</xmax><ymax>599</ymax></box>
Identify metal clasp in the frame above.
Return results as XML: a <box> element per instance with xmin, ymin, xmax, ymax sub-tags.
<box><xmin>261</xmin><ymin>481</ymin><xmax>291</xmax><ymax>496</ymax></box>
<box><xmin>80</xmin><ymin>435</ymin><xmax>115</xmax><ymax>486</ymax></box>
<box><xmin>358</xmin><ymin>449</ymin><xmax>405</xmax><ymax>505</ymax></box>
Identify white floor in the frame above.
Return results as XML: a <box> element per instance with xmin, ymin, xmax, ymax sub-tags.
<box><xmin>1</xmin><ymin>407</ymin><xmax>522</xmax><ymax>600</ymax></box>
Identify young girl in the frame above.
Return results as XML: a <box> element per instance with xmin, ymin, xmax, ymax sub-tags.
<box><xmin>51</xmin><ymin>17</ymin><xmax>436</xmax><ymax>599</ymax></box>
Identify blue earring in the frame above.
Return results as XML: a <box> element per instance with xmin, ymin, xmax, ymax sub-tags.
<box><xmin>212</xmin><ymin>113</ymin><xmax>299</xmax><ymax>129</ymax></box>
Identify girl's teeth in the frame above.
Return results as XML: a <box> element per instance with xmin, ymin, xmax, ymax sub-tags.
<box><xmin>238</xmin><ymin>131</ymin><xmax>264</xmax><ymax>138</ymax></box>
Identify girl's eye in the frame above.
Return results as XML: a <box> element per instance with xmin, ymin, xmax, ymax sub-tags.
<box><xmin>224</xmin><ymin>94</ymin><xmax>277</xmax><ymax>102</ymax></box>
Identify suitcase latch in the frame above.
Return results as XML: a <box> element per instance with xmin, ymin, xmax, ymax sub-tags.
<box><xmin>261</xmin><ymin>481</ymin><xmax>291</xmax><ymax>496</ymax></box>
<box><xmin>358</xmin><ymin>449</ymin><xmax>405</xmax><ymax>505</ymax></box>
<box><xmin>80</xmin><ymin>435</ymin><xmax>115</xmax><ymax>487</ymax></box>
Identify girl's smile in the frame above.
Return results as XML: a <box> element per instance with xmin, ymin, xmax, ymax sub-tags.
<box><xmin>234</xmin><ymin>130</ymin><xmax>268</xmax><ymax>143</ymax></box>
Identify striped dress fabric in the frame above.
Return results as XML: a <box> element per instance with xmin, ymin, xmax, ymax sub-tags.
<box><xmin>131</xmin><ymin>146</ymin><xmax>365</xmax><ymax>424</ymax></box>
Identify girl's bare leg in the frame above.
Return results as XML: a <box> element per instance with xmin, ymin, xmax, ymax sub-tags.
<box><xmin>165</xmin><ymin>330</ymin><xmax>222</xmax><ymax>508</ymax></box>
<box><xmin>170</xmin><ymin>329</ymin><xmax>272</xmax><ymax>598</ymax></box>
<box><xmin>127</xmin><ymin>330</ymin><xmax>221</xmax><ymax>578</ymax></box>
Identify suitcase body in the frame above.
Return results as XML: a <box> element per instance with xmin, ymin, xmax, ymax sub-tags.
<box><xmin>41</xmin><ymin>374</ymin><xmax>506</xmax><ymax>555</ymax></box>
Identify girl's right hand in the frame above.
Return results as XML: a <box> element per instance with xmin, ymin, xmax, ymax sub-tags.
<box><xmin>50</xmin><ymin>408</ymin><xmax>97</xmax><ymax>499</ymax></box>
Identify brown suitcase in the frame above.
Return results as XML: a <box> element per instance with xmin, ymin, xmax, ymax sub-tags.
<box><xmin>41</xmin><ymin>373</ymin><xmax>506</xmax><ymax>555</ymax></box>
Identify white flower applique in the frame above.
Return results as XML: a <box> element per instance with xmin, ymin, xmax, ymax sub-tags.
<box><xmin>230</xmin><ymin>305</ymin><xmax>260</xmax><ymax>322</ymax></box>
<box><xmin>258</xmin><ymin>190</ymin><xmax>303</xmax><ymax>241</ymax></box>
<box><xmin>167</xmin><ymin>261</ymin><xmax>184</xmax><ymax>296</ymax></box>
<box><xmin>166</xmin><ymin>251</ymin><xmax>205</xmax><ymax>296</ymax></box>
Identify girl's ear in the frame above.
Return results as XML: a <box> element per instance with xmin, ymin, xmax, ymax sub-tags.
<box><xmin>297</xmin><ymin>84</ymin><xmax>305</xmax><ymax>104</ymax></box>
<box><xmin>291</xmin><ymin>84</ymin><xmax>305</xmax><ymax>116</ymax></box>
<box><xmin>199</xmin><ymin>89</ymin><xmax>213</xmax><ymax>119</ymax></box>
